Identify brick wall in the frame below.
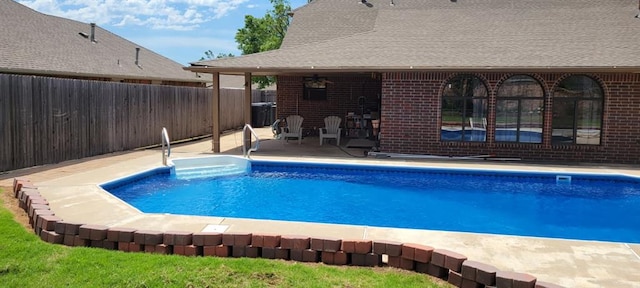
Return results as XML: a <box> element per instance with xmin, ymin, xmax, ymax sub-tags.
<box><xmin>277</xmin><ymin>72</ymin><xmax>640</xmax><ymax>164</ymax></box>
<box><xmin>277</xmin><ymin>75</ymin><xmax>381</xmax><ymax>135</ymax></box>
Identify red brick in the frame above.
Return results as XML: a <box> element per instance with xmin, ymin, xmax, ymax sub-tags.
<box><xmin>193</xmin><ymin>232</ymin><xmax>222</xmax><ymax>246</ymax></box>
<box><xmin>302</xmin><ymin>249</ymin><xmax>319</xmax><ymax>262</ymax></box>
<box><xmin>280</xmin><ymin>235</ymin><xmax>310</xmax><ymax>250</ymax></box>
<box><xmin>373</xmin><ymin>240</ymin><xmax>402</xmax><ymax>256</ymax></box>
<box><xmin>423</xmin><ymin>263</ymin><xmax>449</xmax><ymax>279</ymax></box>
<box><xmin>341</xmin><ymin>239</ymin><xmax>356</xmax><ymax>253</ymax></box>
<box><xmin>251</xmin><ymin>234</ymin><xmax>265</xmax><ymax>247</ymax></box>
<box><xmin>232</xmin><ymin>246</ymin><xmax>246</xmax><ymax>257</ymax></box>
<box><xmin>29</xmin><ymin>204</ymin><xmax>49</xmax><ymax>219</ymax></box>
<box><xmin>90</xmin><ymin>240</ymin><xmax>104</xmax><ymax>248</ymax></box>
<box><xmin>263</xmin><ymin>234</ymin><xmax>281</xmax><ymax>248</ymax></box>
<box><xmin>73</xmin><ymin>236</ymin><xmax>89</xmax><ymax>247</ymax></box>
<box><xmin>144</xmin><ymin>245</ymin><xmax>156</xmax><ymax>253</ymax></box>
<box><xmin>246</xmin><ymin>246</ymin><xmax>260</xmax><ymax>258</ymax></box>
<box><xmin>388</xmin><ymin>256</ymin><xmax>414</xmax><ymax>270</ymax></box>
<box><xmin>290</xmin><ymin>249</ymin><xmax>304</xmax><ymax>261</ymax></box>
<box><xmin>78</xmin><ymin>224</ymin><xmax>108</xmax><ymax>241</ymax></box>
<box><xmin>461</xmin><ymin>278</ymin><xmax>483</xmax><ymax>288</ymax></box>
<box><xmin>38</xmin><ymin>215</ymin><xmax>62</xmax><ymax>231</ymax></box>
<box><xmin>154</xmin><ymin>244</ymin><xmax>171</xmax><ymax>254</ymax></box>
<box><xmin>63</xmin><ymin>234</ymin><xmax>75</xmax><ymax>246</ymax></box>
<box><xmin>402</xmin><ymin>243</ymin><xmax>433</xmax><ymax>263</ymax></box>
<box><xmin>129</xmin><ymin>242</ymin><xmax>143</xmax><ymax>252</ymax></box>
<box><xmin>274</xmin><ymin>247</ymin><xmax>289</xmax><ymax>260</ymax></box>
<box><xmin>462</xmin><ymin>260</ymin><xmax>498</xmax><ymax>286</ymax></box>
<box><xmin>61</xmin><ymin>222</ymin><xmax>82</xmax><ymax>235</ymax></box>
<box><xmin>262</xmin><ymin>247</ymin><xmax>276</xmax><ymax>259</ymax></box>
<box><xmin>321</xmin><ymin>251</ymin><xmax>335</xmax><ymax>264</ymax></box>
<box><xmin>174</xmin><ymin>245</ymin><xmax>199</xmax><ymax>256</ymax></box>
<box><xmin>134</xmin><ymin>230</ymin><xmax>163</xmax><ymax>245</ymax></box>
<box><xmin>103</xmin><ymin>241</ymin><xmax>118</xmax><ymax>250</ymax></box>
<box><xmin>354</xmin><ymin>240</ymin><xmax>372</xmax><ymax>254</ymax></box>
<box><xmin>496</xmin><ymin>271</ymin><xmax>537</xmax><ymax>288</ymax></box>
<box><xmin>234</xmin><ymin>233</ymin><xmax>252</xmax><ymax>246</ymax></box>
<box><xmin>433</xmin><ymin>249</ymin><xmax>467</xmax><ymax>271</ymax></box>
<box><xmin>32</xmin><ymin>210</ymin><xmax>54</xmax><ymax>227</ymax></box>
<box><xmin>118</xmin><ymin>242</ymin><xmax>130</xmax><ymax>252</ymax></box>
<box><xmin>107</xmin><ymin>227</ymin><xmax>136</xmax><ymax>242</ymax></box>
<box><xmin>163</xmin><ymin>231</ymin><xmax>192</xmax><ymax>246</ymax></box>
<box><xmin>323</xmin><ymin>238</ymin><xmax>342</xmax><ymax>252</ymax></box>
<box><xmin>333</xmin><ymin>251</ymin><xmax>348</xmax><ymax>265</ymax></box>
<box><xmin>310</xmin><ymin>237</ymin><xmax>324</xmax><ymax>251</ymax></box>
<box><xmin>448</xmin><ymin>270</ymin><xmax>463</xmax><ymax>287</ymax></box>
<box><xmin>222</xmin><ymin>234</ymin><xmax>234</xmax><ymax>246</ymax></box>
<box><xmin>42</xmin><ymin>230</ymin><xmax>63</xmax><ymax>244</ymax></box>
<box><xmin>215</xmin><ymin>244</ymin><xmax>231</xmax><ymax>257</ymax></box>
<box><xmin>203</xmin><ymin>246</ymin><xmax>217</xmax><ymax>256</ymax></box>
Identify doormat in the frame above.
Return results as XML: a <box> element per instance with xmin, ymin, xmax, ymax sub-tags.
<box><xmin>345</xmin><ymin>139</ymin><xmax>375</xmax><ymax>148</ymax></box>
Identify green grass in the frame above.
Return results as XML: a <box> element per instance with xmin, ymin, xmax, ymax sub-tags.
<box><xmin>0</xmin><ymin>189</ymin><xmax>449</xmax><ymax>288</ymax></box>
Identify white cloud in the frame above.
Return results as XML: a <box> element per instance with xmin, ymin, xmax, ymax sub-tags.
<box><xmin>18</xmin><ymin>0</ymin><xmax>249</xmax><ymax>30</ymax></box>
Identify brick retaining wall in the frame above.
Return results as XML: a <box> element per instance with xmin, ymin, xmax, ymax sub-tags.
<box><xmin>11</xmin><ymin>178</ymin><xmax>563</xmax><ymax>288</ymax></box>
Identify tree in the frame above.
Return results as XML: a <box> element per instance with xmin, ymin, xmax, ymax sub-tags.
<box><xmin>235</xmin><ymin>0</ymin><xmax>292</xmax><ymax>88</ymax></box>
<box><xmin>199</xmin><ymin>50</ymin><xmax>234</xmax><ymax>61</ymax></box>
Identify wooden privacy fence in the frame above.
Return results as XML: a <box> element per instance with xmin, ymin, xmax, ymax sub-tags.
<box><xmin>0</xmin><ymin>74</ymin><xmax>257</xmax><ymax>172</ymax></box>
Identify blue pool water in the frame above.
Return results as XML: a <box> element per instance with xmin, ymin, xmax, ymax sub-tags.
<box><xmin>441</xmin><ymin>129</ymin><xmax>542</xmax><ymax>142</ymax></box>
<box><xmin>104</xmin><ymin>161</ymin><xmax>640</xmax><ymax>243</ymax></box>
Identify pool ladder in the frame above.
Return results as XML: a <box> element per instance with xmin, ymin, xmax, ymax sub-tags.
<box><xmin>242</xmin><ymin>124</ymin><xmax>260</xmax><ymax>158</ymax></box>
<box><xmin>161</xmin><ymin>127</ymin><xmax>171</xmax><ymax>166</ymax></box>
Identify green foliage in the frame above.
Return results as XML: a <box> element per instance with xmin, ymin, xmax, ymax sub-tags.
<box><xmin>199</xmin><ymin>50</ymin><xmax>235</xmax><ymax>61</ymax></box>
<box><xmin>0</xmin><ymin>189</ymin><xmax>449</xmax><ymax>288</ymax></box>
<box><xmin>235</xmin><ymin>0</ymin><xmax>292</xmax><ymax>88</ymax></box>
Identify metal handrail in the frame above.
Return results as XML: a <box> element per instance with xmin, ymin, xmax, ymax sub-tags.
<box><xmin>242</xmin><ymin>124</ymin><xmax>260</xmax><ymax>158</ymax></box>
<box><xmin>161</xmin><ymin>127</ymin><xmax>171</xmax><ymax>165</ymax></box>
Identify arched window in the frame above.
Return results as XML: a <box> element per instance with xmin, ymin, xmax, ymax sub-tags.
<box><xmin>552</xmin><ymin>75</ymin><xmax>603</xmax><ymax>145</ymax></box>
<box><xmin>441</xmin><ymin>75</ymin><xmax>488</xmax><ymax>142</ymax></box>
<box><xmin>496</xmin><ymin>75</ymin><xmax>544</xmax><ymax>143</ymax></box>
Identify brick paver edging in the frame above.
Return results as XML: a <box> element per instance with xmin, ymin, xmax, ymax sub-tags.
<box><xmin>12</xmin><ymin>178</ymin><xmax>564</xmax><ymax>288</ymax></box>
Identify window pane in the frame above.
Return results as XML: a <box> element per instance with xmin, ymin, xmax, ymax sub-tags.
<box><xmin>554</xmin><ymin>75</ymin><xmax>603</xmax><ymax>99</ymax></box>
<box><xmin>519</xmin><ymin>99</ymin><xmax>543</xmax><ymax>143</ymax></box>
<box><xmin>468</xmin><ymin>99</ymin><xmax>487</xmax><ymax>142</ymax></box>
<box><xmin>441</xmin><ymin>75</ymin><xmax>488</xmax><ymax>142</ymax></box>
<box><xmin>497</xmin><ymin>75</ymin><xmax>544</xmax><ymax>98</ymax></box>
<box><xmin>576</xmin><ymin>100</ymin><xmax>602</xmax><ymax>145</ymax></box>
<box><xmin>552</xmin><ymin>100</ymin><xmax>575</xmax><ymax>144</ymax></box>
<box><xmin>441</xmin><ymin>99</ymin><xmax>464</xmax><ymax>141</ymax></box>
<box><xmin>496</xmin><ymin>100</ymin><xmax>519</xmax><ymax>142</ymax></box>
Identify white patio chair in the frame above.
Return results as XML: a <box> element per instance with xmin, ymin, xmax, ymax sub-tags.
<box><xmin>319</xmin><ymin>116</ymin><xmax>342</xmax><ymax>146</ymax></box>
<box><xmin>281</xmin><ymin>115</ymin><xmax>304</xmax><ymax>144</ymax></box>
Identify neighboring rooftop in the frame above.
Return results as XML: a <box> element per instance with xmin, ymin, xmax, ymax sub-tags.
<box><xmin>191</xmin><ymin>0</ymin><xmax>640</xmax><ymax>74</ymax></box>
<box><xmin>0</xmin><ymin>0</ymin><xmax>205</xmax><ymax>83</ymax></box>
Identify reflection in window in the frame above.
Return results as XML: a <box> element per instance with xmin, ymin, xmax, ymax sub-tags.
<box><xmin>441</xmin><ymin>75</ymin><xmax>488</xmax><ymax>142</ymax></box>
<box><xmin>303</xmin><ymin>77</ymin><xmax>328</xmax><ymax>100</ymax></box>
<box><xmin>496</xmin><ymin>75</ymin><xmax>544</xmax><ymax>143</ymax></box>
<box><xmin>552</xmin><ymin>75</ymin><xmax>603</xmax><ymax>145</ymax></box>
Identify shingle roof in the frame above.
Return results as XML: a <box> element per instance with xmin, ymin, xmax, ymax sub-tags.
<box><xmin>0</xmin><ymin>0</ymin><xmax>204</xmax><ymax>83</ymax></box>
<box><xmin>191</xmin><ymin>0</ymin><xmax>640</xmax><ymax>74</ymax></box>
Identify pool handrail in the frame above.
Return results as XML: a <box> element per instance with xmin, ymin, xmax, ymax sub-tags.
<box><xmin>242</xmin><ymin>124</ymin><xmax>260</xmax><ymax>158</ymax></box>
<box><xmin>161</xmin><ymin>127</ymin><xmax>171</xmax><ymax>165</ymax></box>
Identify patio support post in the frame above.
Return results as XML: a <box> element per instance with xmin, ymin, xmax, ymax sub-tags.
<box><xmin>212</xmin><ymin>72</ymin><xmax>221</xmax><ymax>153</ymax></box>
<box><xmin>244</xmin><ymin>72</ymin><xmax>252</xmax><ymax>149</ymax></box>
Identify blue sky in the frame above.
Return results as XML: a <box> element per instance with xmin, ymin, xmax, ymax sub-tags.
<box><xmin>19</xmin><ymin>0</ymin><xmax>309</xmax><ymax>65</ymax></box>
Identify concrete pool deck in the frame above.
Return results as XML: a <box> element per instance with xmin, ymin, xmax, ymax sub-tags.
<box><xmin>2</xmin><ymin>127</ymin><xmax>640</xmax><ymax>287</ymax></box>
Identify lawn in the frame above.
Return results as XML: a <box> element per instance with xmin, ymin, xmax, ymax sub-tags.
<box><xmin>0</xmin><ymin>188</ymin><xmax>450</xmax><ymax>287</ymax></box>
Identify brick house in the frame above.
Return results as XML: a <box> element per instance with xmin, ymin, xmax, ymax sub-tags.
<box><xmin>188</xmin><ymin>0</ymin><xmax>640</xmax><ymax>164</ymax></box>
<box><xmin>0</xmin><ymin>0</ymin><xmax>207</xmax><ymax>87</ymax></box>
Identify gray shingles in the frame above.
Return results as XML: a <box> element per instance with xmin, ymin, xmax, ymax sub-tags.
<box><xmin>194</xmin><ymin>0</ymin><xmax>640</xmax><ymax>72</ymax></box>
<box><xmin>0</xmin><ymin>0</ymin><xmax>204</xmax><ymax>83</ymax></box>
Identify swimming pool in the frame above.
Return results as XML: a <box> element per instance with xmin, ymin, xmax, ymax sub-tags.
<box><xmin>103</xmin><ymin>157</ymin><xmax>640</xmax><ymax>243</ymax></box>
